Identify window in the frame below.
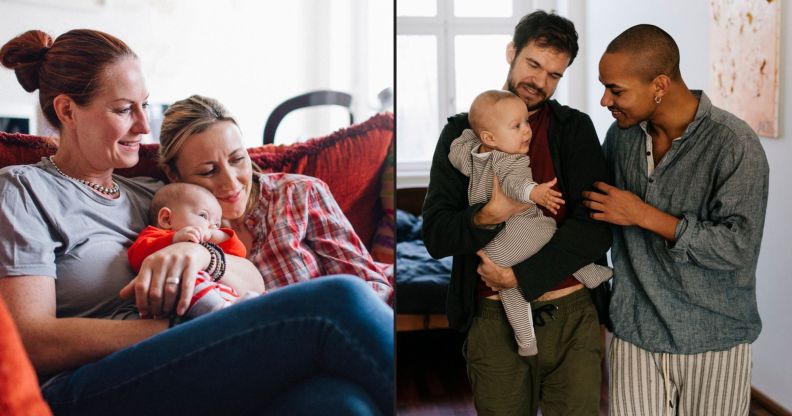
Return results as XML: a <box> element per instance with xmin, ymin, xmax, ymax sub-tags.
<box><xmin>396</xmin><ymin>35</ymin><xmax>439</xmax><ymax>166</ymax></box>
<box><xmin>454</xmin><ymin>0</ymin><xmax>512</xmax><ymax>17</ymax></box>
<box><xmin>396</xmin><ymin>0</ymin><xmax>436</xmax><ymax>17</ymax></box>
<box><xmin>396</xmin><ymin>0</ymin><xmax>537</xmax><ymax>188</ymax></box>
<box><xmin>269</xmin><ymin>0</ymin><xmax>394</xmax><ymax>146</ymax></box>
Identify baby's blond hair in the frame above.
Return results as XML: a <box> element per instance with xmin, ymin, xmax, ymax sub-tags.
<box><xmin>149</xmin><ymin>182</ymin><xmax>216</xmax><ymax>226</ymax></box>
<box><xmin>468</xmin><ymin>90</ymin><xmax>522</xmax><ymax>136</ymax></box>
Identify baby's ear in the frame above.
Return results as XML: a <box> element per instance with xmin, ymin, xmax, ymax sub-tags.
<box><xmin>157</xmin><ymin>207</ymin><xmax>173</xmax><ymax>230</ymax></box>
<box><xmin>479</xmin><ymin>130</ymin><xmax>497</xmax><ymax>147</ymax></box>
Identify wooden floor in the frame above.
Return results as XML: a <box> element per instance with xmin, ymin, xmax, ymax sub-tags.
<box><xmin>397</xmin><ymin>329</ymin><xmax>778</xmax><ymax>416</ymax></box>
<box><xmin>397</xmin><ymin>329</ymin><xmax>475</xmax><ymax>416</ymax></box>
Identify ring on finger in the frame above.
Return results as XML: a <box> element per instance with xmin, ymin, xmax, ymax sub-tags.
<box><xmin>165</xmin><ymin>276</ymin><xmax>181</xmax><ymax>285</ymax></box>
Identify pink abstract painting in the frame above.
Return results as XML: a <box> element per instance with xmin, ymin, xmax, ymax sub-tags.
<box><xmin>709</xmin><ymin>0</ymin><xmax>780</xmax><ymax>138</ymax></box>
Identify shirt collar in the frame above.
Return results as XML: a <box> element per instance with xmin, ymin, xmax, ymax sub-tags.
<box><xmin>686</xmin><ymin>90</ymin><xmax>711</xmax><ymax>137</ymax></box>
<box><xmin>638</xmin><ymin>90</ymin><xmax>710</xmax><ymax>143</ymax></box>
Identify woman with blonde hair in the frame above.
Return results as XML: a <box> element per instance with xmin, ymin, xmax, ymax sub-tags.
<box><xmin>152</xmin><ymin>94</ymin><xmax>392</xmax><ymax>303</ymax></box>
<box><xmin>0</xmin><ymin>28</ymin><xmax>393</xmax><ymax>415</ymax></box>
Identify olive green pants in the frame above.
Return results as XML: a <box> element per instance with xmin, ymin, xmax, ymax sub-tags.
<box><xmin>464</xmin><ymin>288</ymin><xmax>602</xmax><ymax>415</ymax></box>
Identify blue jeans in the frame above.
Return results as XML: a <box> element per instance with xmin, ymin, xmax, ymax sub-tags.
<box><xmin>42</xmin><ymin>275</ymin><xmax>394</xmax><ymax>415</ymax></box>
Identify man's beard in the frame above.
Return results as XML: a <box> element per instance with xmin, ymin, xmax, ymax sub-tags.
<box><xmin>507</xmin><ymin>68</ymin><xmax>549</xmax><ymax>111</ymax></box>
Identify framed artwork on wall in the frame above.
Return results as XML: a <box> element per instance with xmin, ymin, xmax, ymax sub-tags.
<box><xmin>709</xmin><ymin>0</ymin><xmax>781</xmax><ymax>138</ymax></box>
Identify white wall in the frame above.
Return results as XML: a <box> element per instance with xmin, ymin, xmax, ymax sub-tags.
<box><xmin>584</xmin><ymin>0</ymin><xmax>710</xmax><ymax>139</ymax></box>
<box><xmin>0</xmin><ymin>0</ymin><xmax>393</xmax><ymax>147</ymax></box>
<box><xmin>585</xmin><ymin>1</ymin><xmax>792</xmax><ymax>409</ymax></box>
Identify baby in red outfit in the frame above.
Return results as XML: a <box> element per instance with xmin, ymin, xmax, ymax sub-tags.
<box><xmin>128</xmin><ymin>182</ymin><xmax>257</xmax><ymax>319</ymax></box>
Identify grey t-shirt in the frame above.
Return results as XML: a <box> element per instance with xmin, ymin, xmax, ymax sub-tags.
<box><xmin>0</xmin><ymin>158</ymin><xmax>162</xmax><ymax>319</ymax></box>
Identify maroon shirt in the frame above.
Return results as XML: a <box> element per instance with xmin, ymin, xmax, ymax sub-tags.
<box><xmin>477</xmin><ymin>103</ymin><xmax>578</xmax><ymax>298</ymax></box>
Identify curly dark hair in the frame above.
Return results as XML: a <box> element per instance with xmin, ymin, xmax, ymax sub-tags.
<box><xmin>512</xmin><ymin>10</ymin><xmax>579</xmax><ymax>66</ymax></box>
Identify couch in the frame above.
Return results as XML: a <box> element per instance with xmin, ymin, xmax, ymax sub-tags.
<box><xmin>0</xmin><ymin>112</ymin><xmax>394</xmax><ymax>414</ymax></box>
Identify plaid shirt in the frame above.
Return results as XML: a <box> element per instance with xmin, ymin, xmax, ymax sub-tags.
<box><xmin>245</xmin><ymin>173</ymin><xmax>393</xmax><ymax>303</ymax></box>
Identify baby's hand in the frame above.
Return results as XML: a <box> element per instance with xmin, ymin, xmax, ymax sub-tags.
<box><xmin>173</xmin><ymin>226</ymin><xmax>204</xmax><ymax>244</ymax></box>
<box><xmin>530</xmin><ymin>177</ymin><xmax>565</xmax><ymax>215</ymax></box>
<box><xmin>206</xmin><ymin>228</ymin><xmax>231</xmax><ymax>244</ymax></box>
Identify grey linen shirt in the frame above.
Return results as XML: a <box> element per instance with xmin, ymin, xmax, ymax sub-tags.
<box><xmin>604</xmin><ymin>91</ymin><xmax>769</xmax><ymax>354</ymax></box>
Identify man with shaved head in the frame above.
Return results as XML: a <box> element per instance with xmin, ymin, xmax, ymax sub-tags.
<box><xmin>423</xmin><ymin>10</ymin><xmax>612</xmax><ymax>415</ymax></box>
<box><xmin>584</xmin><ymin>24</ymin><xmax>768</xmax><ymax>415</ymax></box>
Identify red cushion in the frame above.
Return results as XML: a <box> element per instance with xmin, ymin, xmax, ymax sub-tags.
<box><xmin>370</xmin><ymin>141</ymin><xmax>395</xmax><ymax>263</ymax></box>
<box><xmin>248</xmin><ymin>113</ymin><xmax>393</xmax><ymax>247</ymax></box>
<box><xmin>0</xmin><ymin>112</ymin><xmax>393</xmax><ymax>248</ymax></box>
<box><xmin>0</xmin><ymin>132</ymin><xmax>166</xmax><ymax>179</ymax></box>
<box><xmin>0</xmin><ymin>132</ymin><xmax>57</xmax><ymax>167</ymax></box>
<box><xmin>0</xmin><ymin>297</ymin><xmax>52</xmax><ymax>415</ymax></box>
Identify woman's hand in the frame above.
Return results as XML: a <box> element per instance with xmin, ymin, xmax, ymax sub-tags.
<box><xmin>119</xmin><ymin>242</ymin><xmax>209</xmax><ymax>318</ymax></box>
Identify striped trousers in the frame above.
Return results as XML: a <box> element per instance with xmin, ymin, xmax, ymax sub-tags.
<box><xmin>609</xmin><ymin>337</ymin><xmax>752</xmax><ymax>416</ymax></box>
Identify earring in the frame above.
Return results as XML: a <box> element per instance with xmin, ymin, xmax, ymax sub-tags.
<box><xmin>654</xmin><ymin>96</ymin><xmax>662</xmax><ymax>104</ymax></box>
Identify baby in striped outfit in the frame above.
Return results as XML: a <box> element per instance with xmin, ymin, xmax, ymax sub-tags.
<box><xmin>127</xmin><ymin>183</ymin><xmax>258</xmax><ymax>320</ymax></box>
<box><xmin>449</xmin><ymin>90</ymin><xmax>612</xmax><ymax>356</ymax></box>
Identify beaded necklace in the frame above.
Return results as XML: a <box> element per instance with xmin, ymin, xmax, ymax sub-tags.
<box><xmin>48</xmin><ymin>156</ymin><xmax>120</xmax><ymax>196</ymax></box>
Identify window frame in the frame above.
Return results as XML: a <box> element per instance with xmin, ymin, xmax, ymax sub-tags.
<box><xmin>396</xmin><ymin>0</ymin><xmax>546</xmax><ymax>188</ymax></box>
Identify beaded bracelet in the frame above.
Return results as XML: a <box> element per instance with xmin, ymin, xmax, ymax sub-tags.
<box><xmin>213</xmin><ymin>257</ymin><xmax>226</xmax><ymax>282</ymax></box>
<box><xmin>200</xmin><ymin>241</ymin><xmax>218</xmax><ymax>274</ymax></box>
<box><xmin>200</xmin><ymin>242</ymin><xmax>226</xmax><ymax>282</ymax></box>
<box><xmin>212</xmin><ymin>243</ymin><xmax>226</xmax><ymax>282</ymax></box>
<box><xmin>202</xmin><ymin>242</ymin><xmax>217</xmax><ymax>276</ymax></box>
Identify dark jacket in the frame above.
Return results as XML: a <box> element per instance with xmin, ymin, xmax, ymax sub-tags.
<box><xmin>422</xmin><ymin>100</ymin><xmax>613</xmax><ymax>332</ymax></box>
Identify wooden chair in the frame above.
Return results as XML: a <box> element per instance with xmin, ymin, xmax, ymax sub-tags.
<box><xmin>263</xmin><ymin>90</ymin><xmax>353</xmax><ymax>145</ymax></box>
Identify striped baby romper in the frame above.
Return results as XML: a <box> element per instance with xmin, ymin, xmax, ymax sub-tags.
<box><xmin>449</xmin><ymin>129</ymin><xmax>612</xmax><ymax>356</ymax></box>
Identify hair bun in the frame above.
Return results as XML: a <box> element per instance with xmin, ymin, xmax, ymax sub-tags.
<box><xmin>0</xmin><ymin>30</ymin><xmax>54</xmax><ymax>92</ymax></box>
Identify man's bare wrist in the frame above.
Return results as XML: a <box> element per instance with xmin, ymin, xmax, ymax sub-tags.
<box><xmin>504</xmin><ymin>268</ymin><xmax>518</xmax><ymax>288</ymax></box>
<box><xmin>635</xmin><ymin>201</ymin><xmax>654</xmax><ymax>229</ymax></box>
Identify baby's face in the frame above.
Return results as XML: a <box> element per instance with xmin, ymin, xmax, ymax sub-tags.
<box><xmin>163</xmin><ymin>192</ymin><xmax>223</xmax><ymax>233</ymax></box>
<box><xmin>485</xmin><ymin>97</ymin><xmax>533</xmax><ymax>154</ymax></box>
